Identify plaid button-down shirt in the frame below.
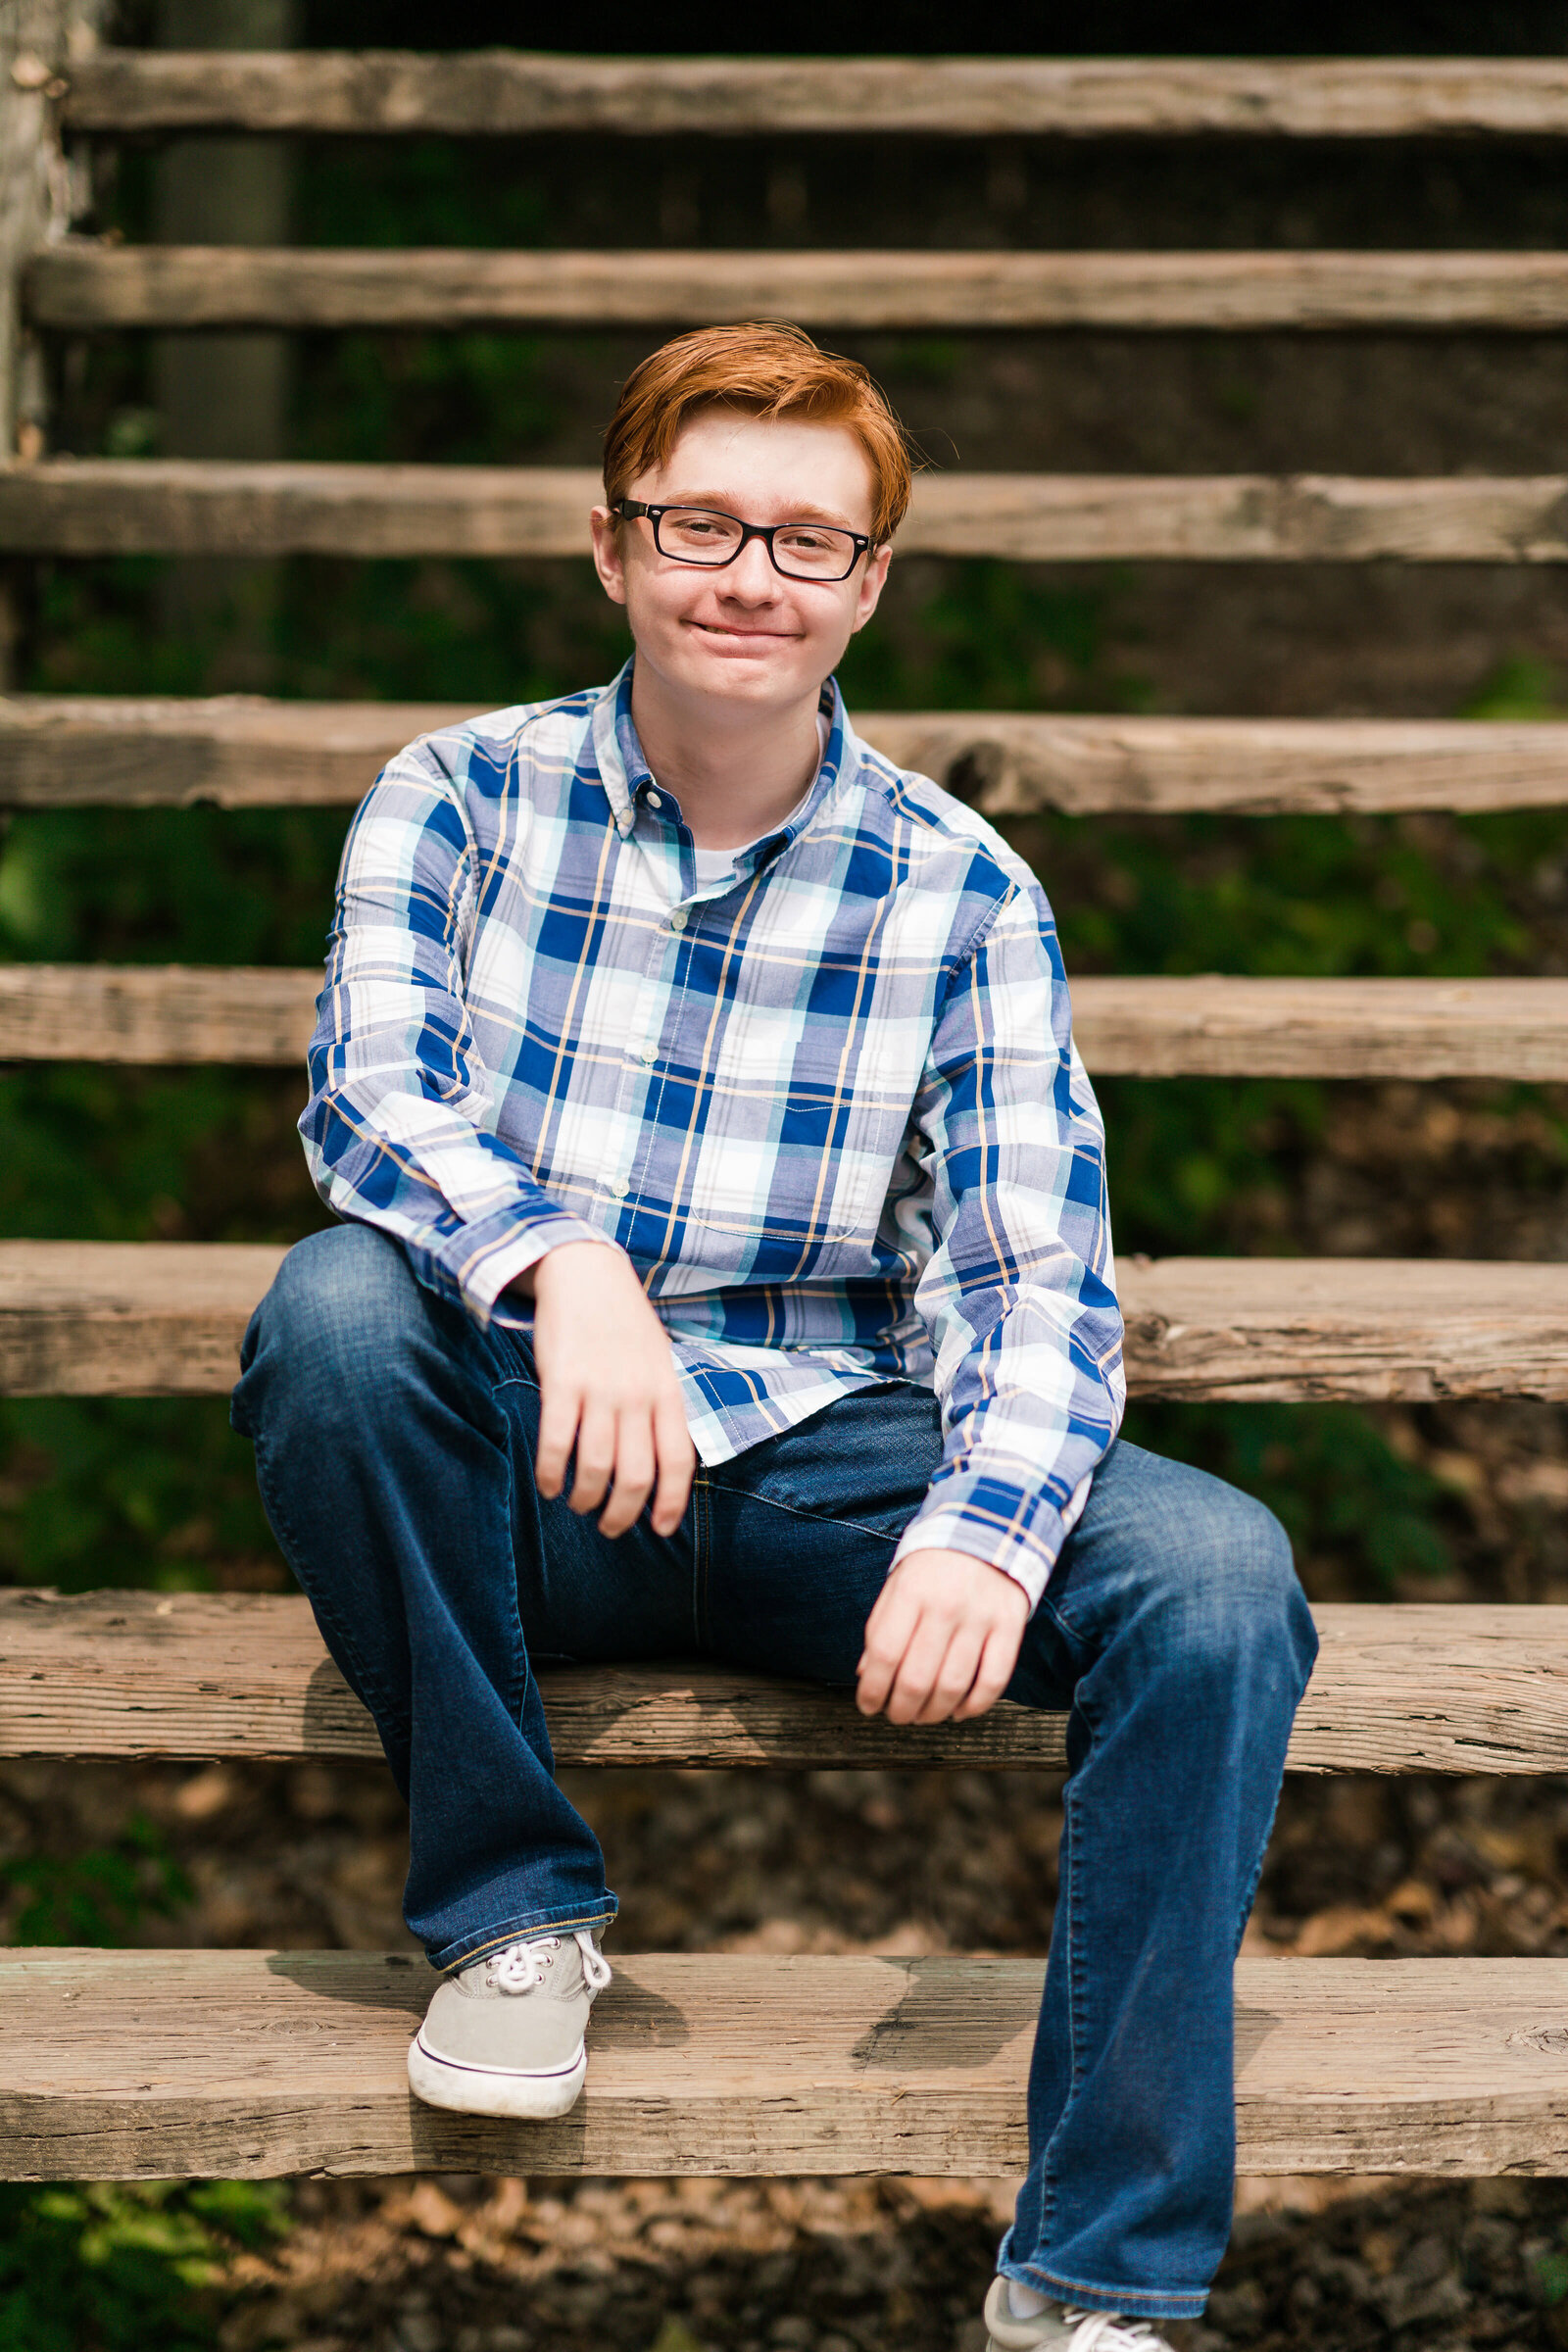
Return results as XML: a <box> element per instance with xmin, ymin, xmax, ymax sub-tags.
<box><xmin>302</xmin><ymin>659</ymin><xmax>1125</xmax><ymax>1601</ymax></box>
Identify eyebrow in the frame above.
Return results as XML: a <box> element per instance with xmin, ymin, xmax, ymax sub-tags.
<box><xmin>662</xmin><ymin>492</ymin><xmax>862</xmax><ymax>530</ymax></box>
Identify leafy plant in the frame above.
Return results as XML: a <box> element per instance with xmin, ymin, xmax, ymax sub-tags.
<box><xmin>0</xmin><ymin>2179</ymin><xmax>287</xmax><ymax>2352</ymax></box>
<box><xmin>0</xmin><ymin>1813</ymin><xmax>192</xmax><ymax>1947</ymax></box>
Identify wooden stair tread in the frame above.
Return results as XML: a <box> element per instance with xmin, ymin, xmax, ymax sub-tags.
<box><xmin>39</xmin><ymin>244</ymin><xmax>1568</xmax><ymax>332</ymax></box>
<box><xmin>8</xmin><ymin>698</ymin><xmax>1568</xmax><ymax>817</ymax></box>
<box><xmin>5</xmin><ymin>1242</ymin><xmax>1568</xmax><ymax>1402</ymax></box>
<box><xmin>9</xmin><ymin>462</ymin><xmax>1568</xmax><ymax>563</ymax></box>
<box><xmin>3</xmin><ymin>1589</ymin><xmax>1567</xmax><ymax>1775</ymax></box>
<box><xmin>6</xmin><ymin>964</ymin><xmax>1568</xmax><ymax>1078</ymax></box>
<box><xmin>58</xmin><ymin>51</ymin><xmax>1568</xmax><ymax>139</ymax></box>
<box><xmin>4</xmin><ymin>1947</ymin><xmax>1568</xmax><ymax>2180</ymax></box>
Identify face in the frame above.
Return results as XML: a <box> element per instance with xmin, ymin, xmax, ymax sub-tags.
<box><xmin>590</xmin><ymin>408</ymin><xmax>893</xmax><ymax>718</ymax></box>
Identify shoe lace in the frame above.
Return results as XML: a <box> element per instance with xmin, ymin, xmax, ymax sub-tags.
<box><xmin>1063</xmin><ymin>2315</ymin><xmax>1166</xmax><ymax>2352</ymax></box>
<box><xmin>486</xmin><ymin>1931</ymin><xmax>612</xmax><ymax>1995</ymax></box>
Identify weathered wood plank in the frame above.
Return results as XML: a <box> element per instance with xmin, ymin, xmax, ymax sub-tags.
<box><xmin>42</xmin><ymin>244</ymin><xmax>1568</xmax><ymax>331</ymax></box>
<box><xmin>4</xmin><ymin>1243</ymin><xmax>1568</xmax><ymax>1402</ymax></box>
<box><xmin>0</xmin><ymin>963</ymin><xmax>318</xmax><ymax>1061</ymax></box>
<box><xmin>57</xmin><ymin>52</ymin><xmax>1568</xmax><ymax>139</ymax></box>
<box><xmin>1</xmin><ymin>1589</ymin><xmax>1564</xmax><ymax>1777</ymax></box>
<box><xmin>1074</xmin><ymin>976</ymin><xmax>1568</xmax><ymax>1080</ymax></box>
<box><xmin>7</xmin><ymin>461</ymin><xmax>1568</xmax><ymax>562</ymax></box>
<box><xmin>2</xmin><ymin>1947</ymin><xmax>1567</xmax><ymax>2180</ymax></box>
<box><xmin>9</xmin><ymin>697</ymin><xmax>1568</xmax><ymax>816</ymax></box>
<box><xmin>8</xmin><ymin>965</ymin><xmax>1568</xmax><ymax>1080</ymax></box>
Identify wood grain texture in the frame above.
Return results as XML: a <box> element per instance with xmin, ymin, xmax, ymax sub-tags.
<box><xmin>8</xmin><ymin>965</ymin><xmax>1568</xmax><ymax>1079</ymax></box>
<box><xmin>0</xmin><ymin>963</ymin><xmax>319</xmax><ymax>1062</ymax></box>
<box><xmin>6</xmin><ymin>1243</ymin><xmax>1568</xmax><ymax>1402</ymax></box>
<box><xmin>8</xmin><ymin>462</ymin><xmax>1568</xmax><ymax>563</ymax></box>
<box><xmin>9</xmin><ymin>697</ymin><xmax>1568</xmax><ymax>816</ymax></box>
<box><xmin>42</xmin><ymin>244</ymin><xmax>1568</xmax><ymax>331</ymax></box>
<box><xmin>1073</xmin><ymin>976</ymin><xmax>1568</xmax><ymax>1080</ymax></box>
<box><xmin>57</xmin><ymin>52</ymin><xmax>1568</xmax><ymax>138</ymax></box>
<box><xmin>3</xmin><ymin>1589</ymin><xmax>1566</xmax><ymax>1776</ymax></box>
<box><xmin>4</xmin><ymin>1947</ymin><xmax>1568</xmax><ymax>2180</ymax></box>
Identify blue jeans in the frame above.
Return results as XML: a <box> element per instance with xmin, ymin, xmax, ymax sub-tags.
<box><xmin>231</xmin><ymin>1222</ymin><xmax>1316</xmax><ymax>2319</ymax></box>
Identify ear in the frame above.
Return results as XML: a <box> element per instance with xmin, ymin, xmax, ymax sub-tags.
<box><xmin>849</xmin><ymin>542</ymin><xmax>893</xmax><ymax>636</ymax></box>
<box><xmin>590</xmin><ymin>506</ymin><xmax>628</xmax><ymax>607</ymax></box>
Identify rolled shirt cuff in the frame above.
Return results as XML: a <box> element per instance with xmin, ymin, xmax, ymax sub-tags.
<box><xmin>891</xmin><ymin>1465</ymin><xmax>1096</xmax><ymax>1611</ymax></box>
<box><xmin>443</xmin><ymin>1210</ymin><xmax>619</xmax><ymax>1330</ymax></box>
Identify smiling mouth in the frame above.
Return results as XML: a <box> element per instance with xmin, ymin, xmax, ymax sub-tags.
<box><xmin>690</xmin><ymin>620</ymin><xmax>798</xmax><ymax>642</ymax></box>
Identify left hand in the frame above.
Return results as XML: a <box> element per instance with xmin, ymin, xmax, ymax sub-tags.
<box><xmin>856</xmin><ymin>1547</ymin><xmax>1030</xmax><ymax>1726</ymax></box>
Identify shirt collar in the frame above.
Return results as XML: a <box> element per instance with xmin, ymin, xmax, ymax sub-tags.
<box><xmin>588</xmin><ymin>655</ymin><xmax>856</xmax><ymax>858</ymax></box>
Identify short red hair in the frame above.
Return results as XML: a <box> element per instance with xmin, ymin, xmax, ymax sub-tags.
<box><xmin>603</xmin><ymin>322</ymin><xmax>914</xmax><ymax>546</ymax></box>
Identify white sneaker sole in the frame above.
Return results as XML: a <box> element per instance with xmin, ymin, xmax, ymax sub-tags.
<box><xmin>406</xmin><ymin>2032</ymin><xmax>588</xmax><ymax>2119</ymax></box>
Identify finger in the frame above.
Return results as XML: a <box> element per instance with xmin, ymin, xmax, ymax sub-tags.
<box><xmin>650</xmin><ymin>1396</ymin><xmax>696</xmax><ymax>1537</ymax></box>
<box><xmin>856</xmin><ymin>1577</ymin><xmax>923</xmax><ymax>1715</ymax></box>
<box><xmin>599</xmin><ymin>1414</ymin><xmax>656</xmax><ymax>1540</ymax></box>
<box><xmin>534</xmin><ymin>1384</ymin><xmax>583</xmax><ymax>1501</ymax></box>
<box><xmin>953</xmin><ymin>1621</ymin><xmax>1025</xmax><ymax>1722</ymax></box>
<box><xmin>884</xmin><ymin>1610</ymin><xmax>958</xmax><ymax>1726</ymax></box>
<box><xmin>567</xmin><ymin>1403</ymin><xmax>617</xmax><ymax>1516</ymax></box>
<box><xmin>913</xmin><ymin>1623</ymin><xmax>984</xmax><ymax>1726</ymax></box>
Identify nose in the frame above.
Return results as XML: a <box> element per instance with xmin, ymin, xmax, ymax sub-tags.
<box><xmin>718</xmin><ymin>533</ymin><xmax>782</xmax><ymax>601</ymax></box>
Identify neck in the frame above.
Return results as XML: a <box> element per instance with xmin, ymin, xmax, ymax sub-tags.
<box><xmin>628</xmin><ymin>661</ymin><xmax>823</xmax><ymax>851</ymax></box>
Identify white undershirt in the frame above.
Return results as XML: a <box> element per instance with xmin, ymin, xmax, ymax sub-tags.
<box><xmin>686</xmin><ymin>711</ymin><xmax>829</xmax><ymax>892</ymax></box>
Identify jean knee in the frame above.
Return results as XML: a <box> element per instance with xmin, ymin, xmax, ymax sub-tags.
<box><xmin>1156</xmin><ymin>1474</ymin><xmax>1316</xmax><ymax>1688</ymax></box>
<box><xmin>235</xmin><ymin>1223</ymin><xmax>423</xmax><ymax>1435</ymax></box>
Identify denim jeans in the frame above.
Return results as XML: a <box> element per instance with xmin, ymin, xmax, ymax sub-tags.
<box><xmin>231</xmin><ymin>1221</ymin><xmax>1316</xmax><ymax>2319</ymax></box>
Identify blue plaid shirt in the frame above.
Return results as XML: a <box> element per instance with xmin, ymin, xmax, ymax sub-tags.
<box><xmin>302</xmin><ymin>660</ymin><xmax>1125</xmax><ymax>1601</ymax></box>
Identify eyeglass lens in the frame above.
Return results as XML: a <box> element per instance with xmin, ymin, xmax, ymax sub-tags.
<box><xmin>654</xmin><ymin>507</ymin><xmax>858</xmax><ymax>579</ymax></box>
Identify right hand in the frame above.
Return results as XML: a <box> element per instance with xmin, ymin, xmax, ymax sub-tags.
<box><xmin>514</xmin><ymin>1243</ymin><xmax>695</xmax><ymax>1540</ymax></box>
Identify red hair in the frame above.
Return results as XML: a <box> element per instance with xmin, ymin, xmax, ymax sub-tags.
<box><xmin>603</xmin><ymin>322</ymin><xmax>914</xmax><ymax>545</ymax></box>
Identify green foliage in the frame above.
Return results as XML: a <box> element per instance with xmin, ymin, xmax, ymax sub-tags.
<box><xmin>0</xmin><ymin>1812</ymin><xmax>191</xmax><ymax>1948</ymax></box>
<box><xmin>0</xmin><ymin>2179</ymin><xmax>287</xmax><ymax>2352</ymax></box>
<box><xmin>0</xmin><ymin>1398</ymin><xmax>275</xmax><ymax>1594</ymax></box>
<box><xmin>1124</xmin><ymin>1402</ymin><xmax>1455</xmax><ymax>1592</ymax></box>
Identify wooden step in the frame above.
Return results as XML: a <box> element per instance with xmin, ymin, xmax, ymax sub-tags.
<box><xmin>39</xmin><ymin>244</ymin><xmax>1568</xmax><ymax>333</ymax></box>
<box><xmin>3</xmin><ymin>1588</ymin><xmax>1565</xmax><ymax>1777</ymax></box>
<box><xmin>58</xmin><ymin>51</ymin><xmax>1568</xmax><ymax>140</ymax></box>
<box><xmin>6</xmin><ymin>462</ymin><xmax>1568</xmax><ymax>563</ymax></box>
<box><xmin>8</xmin><ymin>696</ymin><xmax>1568</xmax><ymax>817</ymax></box>
<box><xmin>7</xmin><ymin>964</ymin><xmax>1568</xmax><ymax>1080</ymax></box>
<box><xmin>4</xmin><ymin>1242</ymin><xmax>1568</xmax><ymax>1402</ymax></box>
<box><xmin>3</xmin><ymin>1946</ymin><xmax>1566</xmax><ymax>2180</ymax></box>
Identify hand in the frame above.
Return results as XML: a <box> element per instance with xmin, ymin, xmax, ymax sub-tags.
<box><xmin>516</xmin><ymin>1243</ymin><xmax>695</xmax><ymax>1540</ymax></box>
<box><xmin>856</xmin><ymin>1547</ymin><xmax>1030</xmax><ymax>1726</ymax></box>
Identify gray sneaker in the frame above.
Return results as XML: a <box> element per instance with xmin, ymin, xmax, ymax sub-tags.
<box><xmin>407</xmin><ymin>1930</ymin><xmax>612</xmax><ymax>2119</ymax></box>
<box><xmin>983</xmin><ymin>2279</ymin><xmax>1176</xmax><ymax>2352</ymax></box>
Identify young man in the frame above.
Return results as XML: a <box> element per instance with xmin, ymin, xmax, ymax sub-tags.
<box><xmin>232</xmin><ymin>323</ymin><xmax>1316</xmax><ymax>2352</ymax></box>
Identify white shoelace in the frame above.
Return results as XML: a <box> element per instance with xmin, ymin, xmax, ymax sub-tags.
<box><xmin>1062</xmin><ymin>2314</ymin><xmax>1163</xmax><ymax>2352</ymax></box>
<box><xmin>485</xmin><ymin>1931</ymin><xmax>612</xmax><ymax>1994</ymax></box>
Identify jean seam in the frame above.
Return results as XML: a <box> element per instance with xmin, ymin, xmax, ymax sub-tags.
<box><xmin>1010</xmin><ymin>2263</ymin><xmax>1207</xmax><ymax>2320</ymax></box>
<box><xmin>1036</xmin><ymin>1690</ymin><xmax>1098</xmax><ymax>2254</ymax></box>
<box><xmin>701</xmin><ymin>1479</ymin><xmax>906</xmax><ymax>1546</ymax></box>
<box><xmin>694</xmin><ymin>1473</ymin><xmax>710</xmax><ymax>1648</ymax></box>
<box><xmin>436</xmin><ymin>1901</ymin><xmax>619</xmax><ymax>1973</ymax></box>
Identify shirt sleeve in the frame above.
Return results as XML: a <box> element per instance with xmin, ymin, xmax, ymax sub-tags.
<box><xmin>299</xmin><ymin>739</ymin><xmax>615</xmax><ymax>1327</ymax></box>
<box><xmin>890</xmin><ymin>883</ymin><xmax>1126</xmax><ymax>1608</ymax></box>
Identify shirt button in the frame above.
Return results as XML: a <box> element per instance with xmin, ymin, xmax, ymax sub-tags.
<box><xmin>639</xmin><ymin>1045</ymin><xmax>658</xmax><ymax>1065</ymax></box>
<box><xmin>608</xmin><ymin>1177</ymin><xmax>630</xmax><ymax>1200</ymax></box>
<box><xmin>645</xmin><ymin>789</ymin><xmax>662</xmax><ymax>809</ymax></box>
<box><xmin>668</xmin><ymin>909</ymin><xmax>688</xmax><ymax>932</ymax></box>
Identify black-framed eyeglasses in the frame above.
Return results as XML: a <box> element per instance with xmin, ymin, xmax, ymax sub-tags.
<box><xmin>614</xmin><ymin>499</ymin><xmax>871</xmax><ymax>583</ymax></box>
